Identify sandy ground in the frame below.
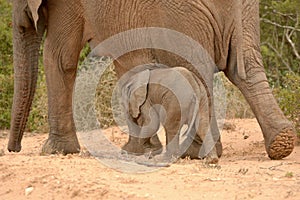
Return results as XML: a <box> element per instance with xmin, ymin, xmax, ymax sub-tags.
<box><xmin>0</xmin><ymin>119</ymin><xmax>299</xmax><ymax>200</ymax></box>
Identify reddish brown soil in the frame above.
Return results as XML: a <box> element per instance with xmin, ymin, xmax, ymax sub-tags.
<box><xmin>0</xmin><ymin>119</ymin><xmax>299</xmax><ymax>200</ymax></box>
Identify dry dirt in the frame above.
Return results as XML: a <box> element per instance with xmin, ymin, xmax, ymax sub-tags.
<box><xmin>0</xmin><ymin>119</ymin><xmax>299</xmax><ymax>200</ymax></box>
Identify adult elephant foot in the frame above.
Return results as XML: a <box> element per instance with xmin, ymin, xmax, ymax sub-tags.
<box><xmin>41</xmin><ymin>135</ymin><xmax>80</xmax><ymax>155</ymax></box>
<box><xmin>122</xmin><ymin>135</ymin><xmax>163</xmax><ymax>156</ymax></box>
<box><xmin>267</xmin><ymin>127</ymin><xmax>295</xmax><ymax>160</ymax></box>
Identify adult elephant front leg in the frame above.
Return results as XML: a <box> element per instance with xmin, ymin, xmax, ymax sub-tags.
<box><xmin>226</xmin><ymin>0</ymin><xmax>295</xmax><ymax>160</ymax></box>
<box><xmin>41</xmin><ymin>2</ymin><xmax>85</xmax><ymax>154</ymax></box>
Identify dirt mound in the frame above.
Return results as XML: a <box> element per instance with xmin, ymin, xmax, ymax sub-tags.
<box><xmin>0</xmin><ymin>119</ymin><xmax>299</xmax><ymax>199</ymax></box>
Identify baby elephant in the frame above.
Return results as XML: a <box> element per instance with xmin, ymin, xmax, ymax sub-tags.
<box><xmin>121</xmin><ymin>67</ymin><xmax>219</xmax><ymax>164</ymax></box>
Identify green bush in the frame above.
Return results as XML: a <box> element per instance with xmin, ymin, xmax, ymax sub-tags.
<box><xmin>274</xmin><ymin>73</ymin><xmax>300</xmax><ymax>137</ymax></box>
<box><xmin>0</xmin><ymin>0</ymin><xmax>13</xmax><ymax>129</ymax></box>
<box><xmin>95</xmin><ymin>64</ymin><xmax>118</xmax><ymax>128</ymax></box>
<box><xmin>260</xmin><ymin>0</ymin><xmax>299</xmax><ymax>86</ymax></box>
<box><xmin>0</xmin><ymin>70</ymin><xmax>13</xmax><ymax>129</ymax></box>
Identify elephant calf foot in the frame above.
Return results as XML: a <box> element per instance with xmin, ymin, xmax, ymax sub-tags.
<box><xmin>268</xmin><ymin>128</ymin><xmax>295</xmax><ymax>160</ymax></box>
<box><xmin>121</xmin><ymin>143</ymin><xmax>144</xmax><ymax>156</ymax></box>
<box><xmin>122</xmin><ymin>142</ymin><xmax>163</xmax><ymax>156</ymax></box>
<box><xmin>205</xmin><ymin>157</ymin><xmax>219</xmax><ymax>165</ymax></box>
<box><xmin>41</xmin><ymin>135</ymin><xmax>80</xmax><ymax>155</ymax></box>
<box><xmin>181</xmin><ymin>140</ymin><xmax>223</xmax><ymax>159</ymax></box>
<box><xmin>122</xmin><ymin>135</ymin><xmax>163</xmax><ymax>156</ymax></box>
<box><xmin>204</xmin><ymin>148</ymin><xmax>219</xmax><ymax>164</ymax></box>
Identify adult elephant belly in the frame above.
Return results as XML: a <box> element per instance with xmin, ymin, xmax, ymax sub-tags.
<box><xmin>83</xmin><ymin>0</ymin><xmax>231</xmax><ymax>74</ymax></box>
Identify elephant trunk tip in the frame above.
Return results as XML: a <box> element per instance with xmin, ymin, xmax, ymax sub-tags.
<box><xmin>8</xmin><ymin>137</ymin><xmax>22</xmax><ymax>152</ymax></box>
<box><xmin>7</xmin><ymin>146</ymin><xmax>22</xmax><ymax>153</ymax></box>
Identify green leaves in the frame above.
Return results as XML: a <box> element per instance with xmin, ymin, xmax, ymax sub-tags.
<box><xmin>274</xmin><ymin>73</ymin><xmax>300</xmax><ymax>136</ymax></box>
<box><xmin>0</xmin><ymin>0</ymin><xmax>13</xmax><ymax>129</ymax></box>
<box><xmin>260</xmin><ymin>0</ymin><xmax>299</xmax><ymax>82</ymax></box>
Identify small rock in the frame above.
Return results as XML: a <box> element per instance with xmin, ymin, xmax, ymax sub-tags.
<box><xmin>243</xmin><ymin>131</ymin><xmax>249</xmax><ymax>139</ymax></box>
<box><xmin>25</xmin><ymin>186</ymin><xmax>34</xmax><ymax>196</ymax></box>
<box><xmin>244</xmin><ymin>135</ymin><xmax>249</xmax><ymax>139</ymax></box>
<box><xmin>238</xmin><ymin>168</ymin><xmax>249</xmax><ymax>175</ymax></box>
<box><xmin>71</xmin><ymin>189</ymin><xmax>80</xmax><ymax>198</ymax></box>
<box><xmin>67</xmin><ymin>154</ymin><xmax>73</xmax><ymax>159</ymax></box>
<box><xmin>79</xmin><ymin>149</ymin><xmax>91</xmax><ymax>158</ymax></box>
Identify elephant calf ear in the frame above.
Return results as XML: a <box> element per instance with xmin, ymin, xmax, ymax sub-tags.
<box><xmin>130</xmin><ymin>87</ymin><xmax>147</xmax><ymax>118</ymax></box>
<box><xmin>27</xmin><ymin>0</ymin><xmax>43</xmax><ymax>31</ymax></box>
<box><xmin>127</xmin><ymin>70</ymin><xmax>150</xmax><ymax>118</ymax></box>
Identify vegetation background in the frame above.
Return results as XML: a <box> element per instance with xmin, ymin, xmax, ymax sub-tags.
<box><xmin>0</xmin><ymin>0</ymin><xmax>299</xmax><ymax>138</ymax></box>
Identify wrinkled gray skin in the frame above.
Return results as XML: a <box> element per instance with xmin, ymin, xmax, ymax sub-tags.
<box><xmin>9</xmin><ymin>0</ymin><xmax>295</xmax><ymax>160</ymax></box>
<box><xmin>121</xmin><ymin>67</ymin><xmax>219</xmax><ymax>163</ymax></box>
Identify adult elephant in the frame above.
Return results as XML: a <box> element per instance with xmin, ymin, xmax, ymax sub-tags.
<box><xmin>8</xmin><ymin>0</ymin><xmax>295</xmax><ymax>160</ymax></box>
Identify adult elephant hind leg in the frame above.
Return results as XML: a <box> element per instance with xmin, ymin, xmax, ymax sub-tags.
<box><xmin>41</xmin><ymin>5</ymin><xmax>85</xmax><ymax>154</ymax></box>
<box><xmin>225</xmin><ymin>52</ymin><xmax>295</xmax><ymax>160</ymax></box>
<box><xmin>225</xmin><ymin>0</ymin><xmax>296</xmax><ymax>160</ymax></box>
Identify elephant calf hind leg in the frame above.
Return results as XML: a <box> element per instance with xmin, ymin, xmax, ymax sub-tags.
<box><xmin>149</xmin><ymin>134</ymin><xmax>163</xmax><ymax>155</ymax></box>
